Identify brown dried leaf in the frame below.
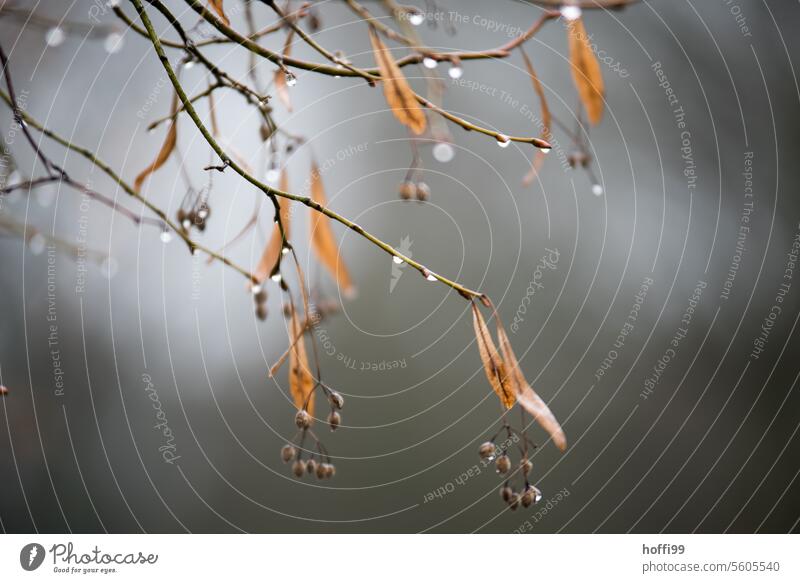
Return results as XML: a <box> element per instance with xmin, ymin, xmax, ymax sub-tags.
<box><xmin>288</xmin><ymin>304</ymin><xmax>315</xmax><ymax>417</ymax></box>
<box><xmin>496</xmin><ymin>324</ymin><xmax>567</xmax><ymax>451</ymax></box>
<box><xmin>309</xmin><ymin>160</ymin><xmax>355</xmax><ymax>296</ymax></box>
<box><xmin>134</xmin><ymin>92</ymin><xmax>178</xmax><ymax>193</ymax></box>
<box><xmin>368</xmin><ymin>27</ymin><xmax>426</xmax><ymax>135</ymax></box>
<box><xmin>472</xmin><ymin>303</ymin><xmax>515</xmax><ymax>409</ymax></box>
<box><xmin>520</xmin><ymin>48</ymin><xmax>552</xmax><ymax>185</ymax></box>
<box><xmin>567</xmin><ymin>18</ymin><xmax>604</xmax><ymax>126</ymax></box>
<box><xmin>274</xmin><ymin>70</ymin><xmax>293</xmax><ymax>112</ymax></box>
<box><xmin>208</xmin><ymin>0</ymin><xmax>230</xmax><ymax>26</ymax></box>
<box><xmin>255</xmin><ymin>169</ymin><xmax>290</xmax><ymax>282</ymax></box>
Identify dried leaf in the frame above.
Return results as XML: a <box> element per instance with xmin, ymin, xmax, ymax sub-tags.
<box><xmin>255</xmin><ymin>169</ymin><xmax>290</xmax><ymax>282</ymax></box>
<box><xmin>134</xmin><ymin>92</ymin><xmax>178</xmax><ymax>193</ymax></box>
<box><xmin>496</xmin><ymin>324</ymin><xmax>567</xmax><ymax>451</ymax></box>
<box><xmin>208</xmin><ymin>0</ymin><xmax>230</xmax><ymax>26</ymax></box>
<box><xmin>567</xmin><ymin>18</ymin><xmax>604</xmax><ymax>126</ymax></box>
<box><xmin>274</xmin><ymin>70</ymin><xmax>293</xmax><ymax>112</ymax></box>
<box><xmin>472</xmin><ymin>303</ymin><xmax>515</xmax><ymax>409</ymax></box>
<box><xmin>309</xmin><ymin>160</ymin><xmax>355</xmax><ymax>296</ymax></box>
<box><xmin>520</xmin><ymin>48</ymin><xmax>552</xmax><ymax>185</ymax></box>
<box><xmin>288</xmin><ymin>304</ymin><xmax>315</xmax><ymax>417</ymax></box>
<box><xmin>368</xmin><ymin>27</ymin><xmax>426</xmax><ymax>135</ymax></box>
<box><xmin>274</xmin><ymin>31</ymin><xmax>294</xmax><ymax>112</ymax></box>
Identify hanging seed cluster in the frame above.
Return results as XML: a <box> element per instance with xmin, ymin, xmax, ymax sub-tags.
<box><xmin>479</xmin><ymin>437</ymin><xmax>543</xmax><ymax>510</ymax></box>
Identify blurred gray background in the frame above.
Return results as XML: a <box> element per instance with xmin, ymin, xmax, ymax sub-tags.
<box><xmin>0</xmin><ymin>0</ymin><xmax>799</xmax><ymax>533</ymax></box>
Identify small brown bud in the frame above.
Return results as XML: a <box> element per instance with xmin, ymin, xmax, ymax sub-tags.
<box><xmin>328</xmin><ymin>411</ymin><xmax>341</xmax><ymax>431</ymax></box>
<box><xmin>521</xmin><ymin>487</ymin><xmax>534</xmax><ymax>508</ymax></box>
<box><xmin>329</xmin><ymin>391</ymin><xmax>345</xmax><ymax>409</ymax></box>
<box><xmin>254</xmin><ymin>289</ymin><xmax>268</xmax><ymax>305</ymax></box>
<box><xmin>255</xmin><ymin>304</ymin><xmax>268</xmax><ymax>321</ymax></box>
<box><xmin>292</xmin><ymin>460</ymin><xmax>305</xmax><ymax>477</ymax></box>
<box><xmin>280</xmin><ymin>444</ymin><xmax>296</xmax><ymax>463</ymax></box>
<box><xmin>495</xmin><ymin>454</ymin><xmax>511</xmax><ymax>474</ymax></box>
<box><xmin>316</xmin><ymin>462</ymin><xmax>327</xmax><ymax>480</ymax></box>
<box><xmin>520</xmin><ymin>458</ymin><xmax>533</xmax><ymax>476</ymax></box>
<box><xmin>176</xmin><ymin>208</ymin><xmax>187</xmax><ymax>223</ymax></box>
<box><xmin>500</xmin><ymin>486</ymin><xmax>513</xmax><ymax>503</ymax></box>
<box><xmin>398</xmin><ymin>181</ymin><xmax>416</xmax><ymax>200</ymax></box>
<box><xmin>478</xmin><ymin>441</ymin><xmax>495</xmax><ymax>459</ymax></box>
<box><xmin>0</xmin><ymin>385</ymin><xmax>8</xmax><ymax>397</ymax></box>
<box><xmin>324</xmin><ymin>463</ymin><xmax>336</xmax><ymax>478</ymax></box>
<box><xmin>306</xmin><ymin>459</ymin><xmax>318</xmax><ymax>475</ymax></box>
<box><xmin>295</xmin><ymin>409</ymin><xmax>311</xmax><ymax>429</ymax></box>
<box><xmin>415</xmin><ymin>182</ymin><xmax>430</xmax><ymax>201</ymax></box>
<box><xmin>509</xmin><ymin>493</ymin><xmax>520</xmax><ymax>510</ymax></box>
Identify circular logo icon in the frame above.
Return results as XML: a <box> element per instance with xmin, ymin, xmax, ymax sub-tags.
<box><xmin>19</xmin><ymin>543</ymin><xmax>45</xmax><ymax>571</ymax></box>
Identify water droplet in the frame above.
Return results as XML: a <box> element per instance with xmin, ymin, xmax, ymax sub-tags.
<box><xmin>592</xmin><ymin>184</ymin><xmax>604</xmax><ymax>196</ymax></box>
<box><xmin>426</xmin><ymin>273</ymin><xmax>437</xmax><ymax>282</ymax></box>
<box><xmin>408</xmin><ymin>12</ymin><xmax>425</xmax><ymax>26</ymax></box>
<box><xmin>448</xmin><ymin>65</ymin><xmax>463</xmax><ymax>79</ymax></box>
<box><xmin>423</xmin><ymin>57</ymin><xmax>437</xmax><ymax>69</ymax></box>
<box><xmin>433</xmin><ymin>142</ymin><xmax>454</xmax><ymax>163</ymax></box>
<box><xmin>270</xmin><ymin>273</ymin><xmax>282</xmax><ymax>282</ymax></box>
<box><xmin>28</xmin><ymin>233</ymin><xmax>46</xmax><ymax>255</ymax></box>
<box><xmin>184</xmin><ymin>59</ymin><xmax>195</xmax><ymax>70</ymax></box>
<box><xmin>160</xmin><ymin>230</ymin><xmax>172</xmax><ymax>243</ymax></box>
<box><xmin>392</xmin><ymin>256</ymin><xmax>403</xmax><ymax>265</ymax></box>
<box><xmin>45</xmin><ymin>27</ymin><xmax>65</xmax><ymax>47</ymax></box>
<box><xmin>104</xmin><ymin>32</ymin><xmax>124</xmax><ymax>54</ymax></box>
<box><xmin>560</xmin><ymin>5</ymin><xmax>582</xmax><ymax>21</ymax></box>
<box><xmin>106</xmin><ymin>0</ymin><xmax>121</xmax><ymax>7</ymax></box>
<box><xmin>266</xmin><ymin>169</ymin><xmax>280</xmax><ymax>183</ymax></box>
<box><xmin>281</xmin><ymin>245</ymin><xmax>290</xmax><ymax>255</ymax></box>
<box><xmin>496</xmin><ymin>134</ymin><xmax>510</xmax><ymax>148</ymax></box>
<box><xmin>101</xmin><ymin>256</ymin><xmax>119</xmax><ymax>279</ymax></box>
<box><xmin>533</xmin><ymin>486</ymin><xmax>543</xmax><ymax>504</ymax></box>
<box><xmin>285</xmin><ymin>72</ymin><xmax>297</xmax><ymax>87</ymax></box>
<box><xmin>251</xmin><ymin>283</ymin><xmax>262</xmax><ymax>295</ymax></box>
<box><xmin>197</xmin><ymin>208</ymin><xmax>209</xmax><ymax>219</ymax></box>
<box><xmin>181</xmin><ymin>219</ymin><xmax>192</xmax><ymax>230</ymax></box>
<box><xmin>539</xmin><ymin>146</ymin><xmax>551</xmax><ymax>154</ymax></box>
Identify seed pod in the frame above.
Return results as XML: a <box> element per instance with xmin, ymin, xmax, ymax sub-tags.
<box><xmin>520</xmin><ymin>457</ymin><xmax>533</xmax><ymax>476</ymax></box>
<box><xmin>306</xmin><ymin>459</ymin><xmax>318</xmax><ymax>476</ymax></box>
<box><xmin>254</xmin><ymin>289</ymin><xmax>268</xmax><ymax>305</ymax></box>
<box><xmin>316</xmin><ymin>462</ymin><xmax>327</xmax><ymax>480</ymax></box>
<box><xmin>328</xmin><ymin>411</ymin><xmax>341</xmax><ymax>431</ymax></box>
<box><xmin>509</xmin><ymin>493</ymin><xmax>520</xmax><ymax>510</ymax></box>
<box><xmin>398</xmin><ymin>181</ymin><xmax>416</xmax><ymax>200</ymax></box>
<box><xmin>295</xmin><ymin>409</ymin><xmax>311</xmax><ymax>429</ymax></box>
<box><xmin>415</xmin><ymin>181</ymin><xmax>430</xmax><ymax>201</ymax></box>
<box><xmin>280</xmin><ymin>444</ymin><xmax>296</xmax><ymax>463</ymax></box>
<box><xmin>176</xmin><ymin>208</ymin><xmax>187</xmax><ymax>224</ymax></box>
<box><xmin>500</xmin><ymin>486</ymin><xmax>513</xmax><ymax>503</ymax></box>
<box><xmin>292</xmin><ymin>460</ymin><xmax>305</xmax><ymax>477</ymax></box>
<box><xmin>495</xmin><ymin>454</ymin><xmax>511</xmax><ymax>474</ymax></box>
<box><xmin>521</xmin><ymin>487</ymin><xmax>535</xmax><ymax>508</ymax></box>
<box><xmin>478</xmin><ymin>441</ymin><xmax>495</xmax><ymax>459</ymax></box>
<box><xmin>256</xmin><ymin>304</ymin><xmax>268</xmax><ymax>321</ymax></box>
<box><xmin>329</xmin><ymin>391</ymin><xmax>345</xmax><ymax>410</ymax></box>
<box><xmin>324</xmin><ymin>463</ymin><xmax>336</xmax><ymax>478</ymax></box>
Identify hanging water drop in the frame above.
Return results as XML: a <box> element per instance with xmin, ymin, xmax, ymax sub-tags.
<box><xmin>433</xmin><ymin>142</ymin><xmax>454</xmax><ymax>163</ymax></box>
<box><xmin>45</xmin><ymin>27</ymin><xmax>65</xmax><ymax>47</ymax></box>
<box><xmin>423</xmin><ymin>57</ymin><xmax>437</xmax><ymax>69</ymax></box>
<box><xmin>266</xmin><ymin>168</ymin><xmax>280</xmax><ymax>183</ymax></box>
<box><xmin>251</xmin><ymin>283</ymin><xmax>263</xmax><ymax>295</ymax></box>
<box><xmin>408</xmin><ymin>11</ymin><xmax>424</xmax><ymax>26</ymax></box>
<box><xmin>560</xmin><ymin>5</ymin><xmax>583</xmax><ymax>21</ymax></box>
<box><xmin>533</xmin><ymin>486</ymin><xmax>543</xmax><ymax>504</ymax></box>
<box><xmin>28</xmin><ymin>233</ymin><xmax>46</xmax><ymax>255</ymax></box>
<box><xmin>104</xmin><ymin>32</ymin><xmax>124</xmax><ymax>54</ymax></box>
<box><xmin>392</xmin><ymin>256</ymin><xmax>403</xmax><ymax>265</ymax></box>
<box><xmin>182</xmin><ymin>219</ymin><xmax>192</xmax><ymax>230</ymax></box>
<box><xmin>160</xmin><ymin>230</ymin><xmax>172</xmax><ymax>243</ymax></box>
<box><xmin>539</xmin><ymin>146</ymin><xmax>552</xmax><ymax>154</ymax></box>
<box><xmin>592</xmin><ymin>184</ymin><xmax>604</xmax><ymax>196</ymax></box>
<box><xmin>426</xmin><ymin>273</ymin><xmax>437</xmax><ymax>282</ymax></box>
<box><xmin>270</xmin><ymin>273</ymin><xmax>282</xmax><ymax>283</ymax></box>
<box><xmin>285</xmin><ymin>72</ymin><xmax>297</xmax><ymax>87</ymax></box>
<box><xmin>281</xmin><ymin>245</ymin><xmax>290</xmax><ymax>255</ymax></box>
<box><xmin>448</xmin><ymin>65</ymin><xmax>463</xmax><ymax>79</ymax></box>
<box><xmin>496</xmin><ymin>134</ymin><xmax>510</xmax><ymax>148</ymax></box>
